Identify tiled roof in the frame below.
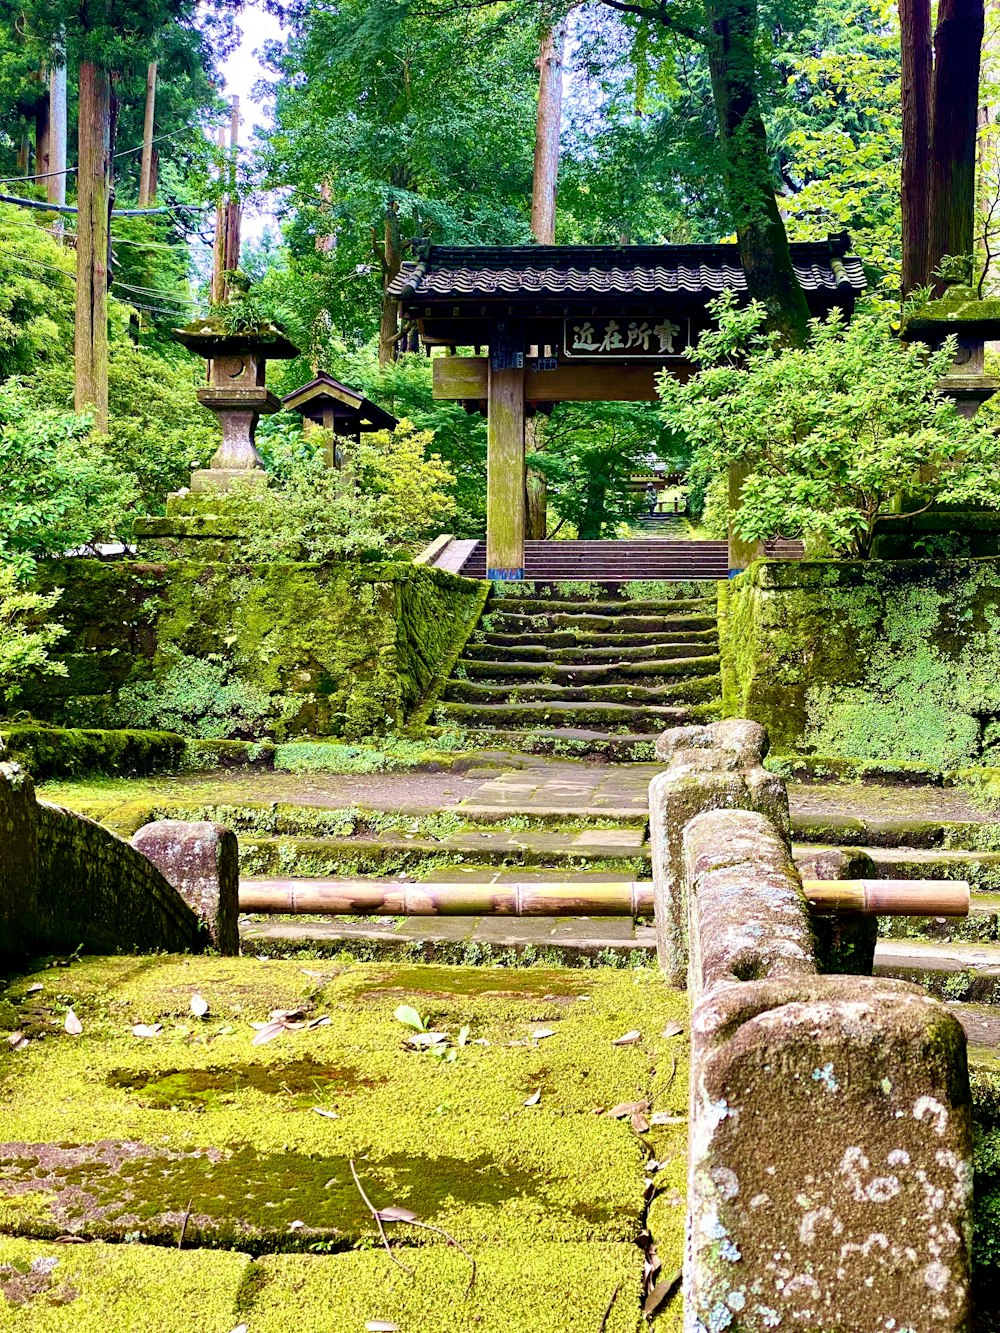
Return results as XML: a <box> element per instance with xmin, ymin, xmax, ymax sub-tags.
<box><xmin>389</xmin><ymin>238</ymin><xmax>866</xmax><ymax>301</ymax></box>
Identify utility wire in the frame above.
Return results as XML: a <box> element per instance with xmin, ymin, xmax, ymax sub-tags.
<box><xmin>0</xmin><ymin>191</ymin><xmax>207</xmax><ymax>217</ymax></box>
<box><xmin>0</xmin><ymin>126</ymin><xmax>215</xmax><ymax>185</ymax></box>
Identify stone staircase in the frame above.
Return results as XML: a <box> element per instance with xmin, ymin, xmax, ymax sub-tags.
<box><xmin>434</xmin><ymin>582</ymin><xmax>723</xmax><ymax>758</ymax></box>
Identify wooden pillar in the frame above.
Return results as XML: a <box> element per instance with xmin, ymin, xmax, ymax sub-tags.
<box><xmin>727</xmin><ymin>460</ymin><xmax>764</xmax><ymax>573</ymax></box>
<box><xmin>487</xmin><ymin>363</ymin><xmax>526</xmax><ymax>579</ymax></box>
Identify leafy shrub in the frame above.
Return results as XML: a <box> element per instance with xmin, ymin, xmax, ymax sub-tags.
<box><xmin>659</xmin><ymin>294</ymin><xmax>1000</xmax><ymax>557</ymax></box>
<box><xmin>0</xmin><ymin>566</ymin><xmax>68</xmax><ymax>705</ymax></box>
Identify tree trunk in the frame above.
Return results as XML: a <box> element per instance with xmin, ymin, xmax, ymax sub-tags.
<box><xmin>75</xmin><ymin>61</ymin><xmax>111</xmax><ymax>431</ymax></box>
<box><xmin>35</xmin><ymin>92</ymin><xmax>50</xmax><ymax>186</ymax></box>
<box><xmin>47</xmin><ymin>61</ymin><xmax>67</xmax><ymax>205</ymax></box>
<box><xmin>703</xmin><ymin>0</ymin><xmax>810</xmax><ymax>346</ymax></box>
<box><xmin>378</xmin><ymin>206</ymin><xmax>402</xmax><ymax>366</ymax></box>
<box><xmin>900</xmin><ymin>0</ymin><xmax>933</xmax><ymax>292</ymax></box>
<box><xmin>531</xmin><ymin>21</ymin><xmax>565</xmax><ymax>244</ymax></box>
<box><xmin>138</xmin><ymin>60</ymin><xmax>157</xmax><ymax>208</ymax></box>
<box><xmin>525</xmin><ymin>415</ymin><xmax>548</xmax><ymax>538</ymax></box>
<box><xmin>928</xmin><ymin>0</ymin><xmax>986</xmax><ymax>290</ymax></box>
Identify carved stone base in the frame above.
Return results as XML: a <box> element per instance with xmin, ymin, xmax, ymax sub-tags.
<box><xmin>190</xmin><ymin>468</ymin><xmax>269</xmax><ymax>494</ymax></box>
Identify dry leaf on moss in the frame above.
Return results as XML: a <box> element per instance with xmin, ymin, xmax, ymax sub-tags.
<box><xmin>524</xmin><ymin>1088</ymin><xmax>541</xmax><ymax>1106</ymax></box>
<box><xmin>190</xmin><ymin>994</ymin><xmax>209</xmax><ymax>1018</ymax></box>
<box><xmin>612</xmin><ymin>1030</ymin><xmax>641</xmax><ymax>1046</ymax></box>
<box><xmin>64</xmin><ymin>1009</ymin><xmax>82</xmax><ymax>1036</ymax></box>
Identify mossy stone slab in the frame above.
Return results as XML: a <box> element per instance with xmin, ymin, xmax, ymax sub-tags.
<box><xmin>0</xmin><ymin>958</ymin><xmax>687</xmax><ymax>1252</ymax></box>
<box><xmin>0</xmin><ymin>1236</ymin><xmax>249</xmax><ymax>1332</ymax></box>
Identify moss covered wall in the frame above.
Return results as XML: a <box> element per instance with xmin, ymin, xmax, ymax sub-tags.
<box><xmin>16</xmin><ymin>560</ymin><xmax>486</xmax><ymax>743</ymax></box>
<box><xmin>720</xmin><ymin>557</ymin><xmax>1000</xmax><ymax>767</ymax></box>
<box><xmin>0</xmin><ymin>763</ymin><xmax>201</xmax><ymax>959</ymax></box>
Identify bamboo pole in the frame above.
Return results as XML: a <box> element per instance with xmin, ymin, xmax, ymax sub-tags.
<box><xmin>238</xmin><ymin>879</ymin><xmax>970</xmax><ymax>918</ymax></box>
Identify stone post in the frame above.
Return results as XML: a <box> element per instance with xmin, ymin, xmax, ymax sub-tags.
<box><xmin>648</xmin><ymin>720</ymin><xmax>788</xmax><ymax>984</ymax></box>
<box><xmin>0</xmin><ymin>763</ymin><xmax>39</xmax><ymax>955</ymax></box>
<box><xmin>132</xmin><ymin>820</ymin><xmax>240</xmax><ymax>955</ymax></box>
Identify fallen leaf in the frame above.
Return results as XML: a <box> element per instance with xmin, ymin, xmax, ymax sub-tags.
<box><xmin>230</xmin><ymin>1325</ymin><xmax>249</xmax><ymax>1333</ymax></box>
<box><xmin>306</xmin><ymin>1015</ymin><xmax>331</xmax><ymax>1029</ymax></box>
<box><xmin>376</xmin><ymin>1206</ymin><xmax>419</xmax><ymax>1223</ymax></box>
<box><xmin>288</xmin><ymin>1220</ymin><xmax>305</xmax><ymax>1230</ymax></box>
<box><xmin>64</xmin><ymin>1008</ymin><xmax>82</xmax><ymax>1036</ymax></box>
<box><xmin>661</xmin><ymin>1022</ymin><xmax>684</xmax><ymax>1039</ymax></box>
<box><xmin>631</xmin><ymin>1110</ymin><xmax>650</xmax><ymax>1133</ymax></box>
<box><xmin>131</xmin><ymin>1023</ymin><xmax>163</xmax><ymax>1038</ymax></box>
<box><xmin>608</xmin><ymin>1100</ymin><xmax>648</xmax><ymax>1119</ymax></box>
<box><xmin>269</xmin><ymin>1007</ymin><xmax>304</xmax><ymax>1022</ymax></box>
<box><xmin>365</xmin><ymin>1323</ymin><xmax>398</xmax><ymax>1332</ymax></box>
<box><xmin>251</xmin><ymin>1021</ymin><xmax>288</xmax><ymax>1046</ymax></box>
<box><xmin>301</xmin><ymin>969</ymin><xmax>328</xmax><ymax>979</ymax></box>
<box><xmin>7</xmin><ymin>1031</ymin><xmax>28</xmax><ymax>1050</ymax></box>
<box><xmin>190</xmin><ymin>994</ymin><xmax>209</xmax><ymax>1018</ymax></box>
<box><xmin>643</xmin><ymin>1269</ymin><xmax>682</xmax><ymax>1317</ymax></box>
<box><xmin>524</xmin><ymin>1088</ymin><xmax>541</xmax><ymax>1106</ymax></box>
<box><xmin>312</xmin><ymin>1107</ymin><xmax>339</xmax><ymax>1119</ymax></box>
<box><xmin>612</xmin><ymin>1030</ymin><xmax>641</xmax><ymax>1046</ymax></box>
<box><xmin>649</xmin><ymin>1113</ymin><xmax>686</xmax><ymax>1126</ymax></box>
<box><xmin>394</xmin><ymin>1004</ymin><xmax>425</xmax><ymax>1032</ymax></box>
<box><xmin>25</xmin><ymin>983</ymin><xmax>43</xmax><ymax>995</ymax></box>
<box><xmin>531</xmin><ymin>1028</ymin><xmax>556</xmax><ymax>1040</ymax></box>
<box><xmin>457</xmin><ymin>1025</ymin><xmax>470</xmax><ymax>1047</ymax></box>
<box><xmin>406</xmin><ymin>1031</ymin><xmax>447</xmax><ymax>1047</ymax></box>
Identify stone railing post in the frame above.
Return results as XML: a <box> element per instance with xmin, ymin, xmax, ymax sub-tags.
<box><xmin>653</xmin><ymin>724</ymin><xmax>974</xmax><ymax>1332</ymax></box>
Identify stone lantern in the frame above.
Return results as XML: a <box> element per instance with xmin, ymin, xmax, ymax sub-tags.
<box><xmin>173</xmin><ymin>322</ymin><xmax>300</xmax><ymax>491</ymax></box>
<box><xmin>901</xmin><ymin>289</ymin><xmax>1000</xmax><ymax>418</ymax></box>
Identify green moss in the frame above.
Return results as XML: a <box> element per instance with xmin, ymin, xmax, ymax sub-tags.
<box><xmin>0</xmin><ymin>957</ymin><xmax>687</xmax><ymax>1252</ymax></box>
<box><xmin>0</xmin><ymin>725</ymin><xmax>185</xmax><ymax>780</ymax></box>
<box><xmin>19</xmin><ymin>559</ymin><xmax>484</xmax><ymax>743</ymax></box>
<box><xmin>0</xmin><ymin>1237</ymin><xmax>249</xmax><ymax>1331</ymax></box>
<box><xmin>723</xmin><ymin>558</ymin><xmax>1000</xmax><ymax>766</ymax></box>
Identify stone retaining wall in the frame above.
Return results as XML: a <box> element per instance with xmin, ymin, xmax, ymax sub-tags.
<box><xmin>651</xmin><ymin>721</ymin><xmax>974</xmax><ymax>1332</ymax></box>
<box><xmin>0</xmin><ymin>763</ymin><xmax>235</xmax><ymax>958</ymax></box>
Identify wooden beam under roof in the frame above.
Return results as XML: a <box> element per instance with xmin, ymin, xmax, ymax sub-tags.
<box><xmin>432</xmin><ymin>356</ymin><xmax>692</xmax><ymax>403</ymax></box>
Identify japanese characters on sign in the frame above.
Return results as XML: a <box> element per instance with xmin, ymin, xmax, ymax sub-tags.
<box><xmin>563</xmin><ymin>316</ymin><xmax>691</xmax><ymax>359</ymax></box>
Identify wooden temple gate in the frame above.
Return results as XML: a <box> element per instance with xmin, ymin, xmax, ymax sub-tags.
<box><xmin>389</xmin><ymin>236</ymin><xmax>867</xmax><ymax>578</ymax></box>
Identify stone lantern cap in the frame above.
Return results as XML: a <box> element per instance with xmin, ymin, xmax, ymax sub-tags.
<box><xmin>172</xmin><ymin>319</ymin><xmax>300</xmax><ymax>361</ymax></box>
<box><xmin>900</xmin><ymin>287</ymin><xmax>1000</xmax><ymax>344</ymax></box>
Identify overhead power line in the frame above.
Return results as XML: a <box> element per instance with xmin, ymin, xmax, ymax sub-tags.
<box><xmin>0</xmin><ymin>191</ymin><xmax>208</xmax><ymax>217</ymax></box>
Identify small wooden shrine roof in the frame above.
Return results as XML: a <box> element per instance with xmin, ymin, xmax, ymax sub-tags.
<box><xmin>281</xmin><ymin>371</ymin><xmax>397</xmax><ymax>433</ymax></box>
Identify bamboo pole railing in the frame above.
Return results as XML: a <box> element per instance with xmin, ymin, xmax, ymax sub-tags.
<box><xmin>238</xmin><ymin>879</ymin><xmax>970</xmax><ymax>918</ymax></box>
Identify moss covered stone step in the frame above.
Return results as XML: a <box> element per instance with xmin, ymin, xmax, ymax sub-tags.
<box><xmin>239</xmin><ymin>828</ymin><xmax>651</xmax><ymax>876</ymax></box>
<box><xmin>0</xmin><ymin>956</ymin><xmax>687</xmax><ymax>1292</ymax></box>
<box><xmin>873</xmin><ymin>937</ymin><xmax>1000</xmax><ymax>1003</ymax></box>
<box><xmin>460</xmin><ymin>655</ymin><xmax>721</xmax><ymax>684</ymax></box>
<box><xmin>463</xmin><ymin>639</ymin><xmax>716</xmax><ymax>664</ymax></box>
<box><xmin>790</xmin><ymin>812</ymin><xmax>1000</xmax><ymax>850</ymax></box>
<box><xmin>488</xmin><ymin>611</ymin><xmax>718</xmax><ymax>634</ymax></box>
<box><xmin>480</xmin><ymin>629</ymin><xmax>717</xmax><ymax>650</ymax></box>
<box><xmin>454</xmin><ymin>729</ymin><xmax>660</xmax><ymax>761</ymax></box>
<box><xmin>494</xmin><ymin>596</ymin><xmax>715</xmax><ymax>616</ymax></box>
<box><xmin>436</xmin><ymin>700</ymin><xmax>720</xmax><ymax>733</ymax></box>
<box><xmin>444</xmin><ymin>675</ymin><xmax>721</xmax><ymax>706</ymax></box>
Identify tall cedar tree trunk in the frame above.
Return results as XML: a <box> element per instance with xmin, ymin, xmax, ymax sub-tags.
<box><xmin>531</xmin><ymin>22</ymin><xmax>565</xmax><ymax>244</ymax></box>
<box><xmin>378</xmin><ymin>205</ymin><xmax>402</xmax><ymax>366</ymax></box>
<box><xmin>525</xmin><ymin>22</ymin><xmax>565</xmax><ymax>539</ymax></box>
<box><xmin>900</xmin><ymin>0</ymin><xmax>932</xmax><ymax>293</ymax></box>
<box><xmin>703</xmin><ymin>0</ymin><xmax>811</xmax><ymax>345</ymax></box>
<box><xmin>138</xmin><ymin>61</ymin><xmax>157</xmax><ymax>207</ymax></box>
<box><xmin>75</xmin><ymin>61</ymin><xmax>111</xmax><ymax>429</ymax></box>
<box><xmin>928</xmin><ymin>0</ymin><xmax>986</xmax><ymax>289</ymax></box>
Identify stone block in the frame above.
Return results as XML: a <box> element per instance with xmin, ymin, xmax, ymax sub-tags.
<box><xmin>688</xmin><ymin>974</ymin><xmax>972</xmax><ymax>1332</ymax></box>
<box><xmin>797</xmin><ymin>844</ymin><xmax>879</xmax><ymax>975</ymax></box>
<box><xmin>649</xmin><ymin>721</ymin><xmax>789</xmax><ymax>983</ymax></box>
<box><xmin>132</xmin><ymin>821</ymin><xmax>240</xmax><ymax>955</ymax></box>
<box><xmin>0</xmin><ymin>763</ymin><xmax>39</xmax><ymax>955</ymax></box>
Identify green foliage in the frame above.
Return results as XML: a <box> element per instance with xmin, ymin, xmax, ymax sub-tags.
<box><xmin>226</xmin><ymin>418</ymin><xmax>456</xmax><ymax>561</ymax></box>
<box><xmin>115</xmin><ymin>652</ymin><xmax>291</xmax><ymax>740</ymax></box>
<box><xmin>0</xmin><ymin>380</ymin><xmax>140</xmax><ymax>572</ymax></box>
<box><xmin>531</xmin><ymin>402</ymin><xmax>676</xmax><ymax>539</ymax></box>
<box><xmin>661</xmin><ymin>293</ymin><xmax>1000</xmax><ymax>557</ymax></box>
<box><xmin>0</xmin><ymin>205</ymin><xmax>76</xmax><ymax>379</ymax></box>
<box><xmin>0</xmin><ymin>566</ymin><xmax>67</xmax><ymax>703</ymax></box>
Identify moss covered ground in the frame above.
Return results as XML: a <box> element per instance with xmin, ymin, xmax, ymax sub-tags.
<box><xmin>0</xmin><ymin>957</ymin><xmax>687</xmax><ymax>1330</ymax></box>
